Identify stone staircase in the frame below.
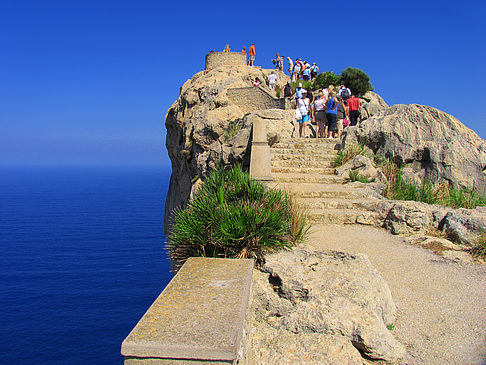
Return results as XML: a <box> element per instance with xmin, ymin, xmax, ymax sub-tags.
<box><xmin>269</xmin><ymin>138</ymin><xmax>380</xmax><ymax>225</ymax></box>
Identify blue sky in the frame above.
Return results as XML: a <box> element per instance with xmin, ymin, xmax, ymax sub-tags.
<box><xmin>1</xmin><ymin>0</ymin><xmax>485</xmax><ymax>166</ymax></box>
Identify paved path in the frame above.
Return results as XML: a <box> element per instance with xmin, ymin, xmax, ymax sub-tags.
<box><xmin>306</xmin><ymin>224</ymin><xmax>486</xmax><ymax>365</ymax></box>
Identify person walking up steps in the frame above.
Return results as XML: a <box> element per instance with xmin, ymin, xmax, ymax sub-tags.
<box><xmin>347</xmin><ymin>93</ymin><xmax>361</xmax><ymax>126</ymax></box>
<box><xmin>313</xmin><ymin>91</ymin><xmax>328</xmax><ymax>138</ymax></box>
<box><xmin>296</xmin><ymin>91</ymin><xmax>310</xmax><ymax>138</ymax></box>
<box><xmin>326</xmin><ymin>92</ymin><xmax>339</xmax><ymax>138</ymax></box>
<box><xmin>248</xmin><ymin>43</ymin><xmax>255</xmax><ymax>66</ymax></box>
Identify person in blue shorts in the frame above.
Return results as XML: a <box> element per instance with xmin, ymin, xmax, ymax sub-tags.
<box><xmin>296</xmin><ymin>91</ymin><xmax>310</xmax><ymax>137</ymax></box>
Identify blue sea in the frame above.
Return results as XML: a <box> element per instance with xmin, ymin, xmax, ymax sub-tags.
<box><xmin>0</xmin><ymin>166</ymin><xmax>173</xmax><ymax>364</ymax></box>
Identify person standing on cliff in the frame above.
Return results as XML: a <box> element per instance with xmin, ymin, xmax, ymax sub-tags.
<box><xmin>287</xmin><ymin>57</ymin><xmax>293</xmax><ymax>78</ymax></box>
<box><xmin>248</xmin><ymin>43</ymin><xmax>255</xmax><ymax>66</ymax></box>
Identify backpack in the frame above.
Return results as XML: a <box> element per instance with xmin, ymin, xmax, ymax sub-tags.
<box><xmin>341</xmin><ymin>88</ymin><xmax>350</xmax><ymax>99</ymax></box>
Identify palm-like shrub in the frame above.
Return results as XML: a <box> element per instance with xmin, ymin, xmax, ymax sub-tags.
<box><xmin>340</xmin><ymin>67</ymin><xmax>373</xmax><ymax>96</ymax></box>
<box><xmin>167</xmin><ymin>165</ymin><xmax>310</xmax><ymax>267</ymax></box>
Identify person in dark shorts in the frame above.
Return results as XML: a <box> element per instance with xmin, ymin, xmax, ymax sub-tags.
<box><xmin>326</xmin><ymin>92</ymin><xmax>339</xmax><ymax>138</ymax></box>
<box><xmin>312</xmin><ymin>91</ymin><xmax>328</xmax><ymax>138</ymax></box>
<box><xmin>347</xmin><ymin>94</ymin><xmax>361</xmax><ymax>126</ymax></box>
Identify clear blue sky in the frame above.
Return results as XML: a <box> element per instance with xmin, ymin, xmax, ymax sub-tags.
<box><xmin>1</xmin><ymin>0</ymin><xmax>485</xmax><ymax>166</ymax></box>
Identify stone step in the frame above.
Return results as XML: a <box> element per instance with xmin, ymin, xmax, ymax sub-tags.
<box><xmin>271</xmin><ymin>146</ymin><xmax>339</xmax><ymax>154</ymax></box>
<box><xmin>269</xmin><ymin>182</ymin><xmax>367</xmax><ymax>199</ymax></box>
<box><xmin>271</xmin><ymin>166</ymin><xmax>336</xmax><ymax>175</ymax></box>
<box><xmin>276</xmin><ymin>138</ymin><xmax>341</xmax><ymax>146</ymax></box>
<box><xmin>272</xmin><ymin>173</ymin><xmax>345</xmax><ymax>184</ymax></box>
<box><xmin>271</xmin><ymin>159</ymin><xmax>335</xmax><ymax>169</ymax></box>
<box><xmin>270</xmin><ymin>153</ymin><xmax>336</xmax><ymax>162</ymax></box>
<box><xmin>296</xmin><ymin>197</ymin><xmax>380</xmax><ymax>210</ymax></box>
<box><xmin>306</xmin><ymin>209</ymin><xmax>380</xmax><ymax>225</ymax></box>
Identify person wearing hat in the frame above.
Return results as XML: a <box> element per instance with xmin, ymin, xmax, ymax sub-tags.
<box><xmin>295</xmin><ymin>82</ymin><xmax>306</xmax><ymax>100</ymax></box>
<box><xmin>296</xmin><ymin>90</ymin><xmax>310</xmax><ymax>138</ymax></box>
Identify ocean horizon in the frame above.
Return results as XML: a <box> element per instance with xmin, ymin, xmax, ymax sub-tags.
<box><xmin>0</xmin><ymin>165</ymin><xmax>173</xmax><ymax>364</ymax></box>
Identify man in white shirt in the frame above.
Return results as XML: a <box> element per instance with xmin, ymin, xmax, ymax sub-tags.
<box><xmin>268</xmin><ymin>72</ymin><xmax>278</xmax><ymax>91</ymax></box>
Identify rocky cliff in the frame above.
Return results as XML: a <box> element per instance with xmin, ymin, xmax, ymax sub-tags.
<box><xmin>164</xmin><ymin>61</ymin><xmax>486</xmax><ymax>228</ymax></box>
<box><xmin>344</xmin><ymin>104</ymin><xmax>486</xmax><ymax>191</ymax></box>
<box><xmin>164</xmin><ymin>64</ymin><xmax>293</xmax><ymax>231</ymax></box>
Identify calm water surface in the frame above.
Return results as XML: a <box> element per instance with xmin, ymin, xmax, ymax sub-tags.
<box><xmin>0</xmin><ymin>166</ymin><xmax>173</xmax><ymax>364</ymax></box>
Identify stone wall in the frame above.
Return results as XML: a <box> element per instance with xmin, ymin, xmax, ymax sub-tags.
<box><xmin>205</xmin><ymin>52</ymin><xmax>246</xmax><ymax>70</ymax></box>
<box><xmin>227</xmin><ymin>86</ymin><xmax>286</xmax><ymax>114</ymax></box>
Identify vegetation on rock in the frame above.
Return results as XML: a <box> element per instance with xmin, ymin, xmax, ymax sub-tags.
<box><xmin>335</xmin><ymin>145</ymin><xmax>486</xmax><ymax>209</ymax></box>
<box><xmin>313</xmin><ymin>71</ymin><xmax>342</xmax><ymax>90</ymax></box>
<box><xmin>340</xmin><ymin>67</ymin><xmax>374</xmax><ymax>96</ymax></box>
<box><xmin>471</xmin><ymin>232</ymin><xmax>486</xmax><ymax>259</ymax></box>
<box><xmin>333</xmin><ymin>143</ymin><xmax>372</xmax><ymax>167</ymax></box>
<box><xmin>167</xmin><ymin>165</ymin><xmax>310</xmax><ymax>266</ymax></box>
<box><xmin>292</xmin><ymin>68</ymin><xmax>373</xmax><ymax>96</ymax></box>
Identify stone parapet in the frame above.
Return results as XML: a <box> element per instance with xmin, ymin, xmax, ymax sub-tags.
<box><xmin>205</xmin><ymin>52</ymin><xmax>247</xmax><ymax>70</ymax></box>
<box><xmin>227</xmin><ymin>86</ymin><xmax>286</xmax><ymax>114</ymax></box>
<box><xmin>121</xmin><ymin>257</ymin><xmax>254</xmax><ymax>365</ymax></box>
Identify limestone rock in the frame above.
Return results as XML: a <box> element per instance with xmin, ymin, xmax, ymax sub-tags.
<box><xmin>440</xmin><ymin>207</ymin><xmax>486</xmax><ymax>245</ymax></box>
<box><xmin>360</xmin><ymin>91</ymin><xmax>389</xmax><ymax>121</ymax></box>
<box><xmin>384</xmin><ymin>202</ymin><xmax>432</xmax><ymax>235</ymax></box>
<box><xmin>344</xmin><ymin>103</ymin><xmax>486</xmax><ymax>191</ymax></box>
<box><xmin>248</xmin><ymin>248</ymin><xmax>406</xmax><ymax>364</ymax></box>
<box><xmin>335</xmin><ymin>155</ymin><xmax>380</xmax><ymax>182</ymax></box>
<box><xmin>164</xmin><ymin>64</ymin><xmax>291</xmax><ymax>232</ymax></box>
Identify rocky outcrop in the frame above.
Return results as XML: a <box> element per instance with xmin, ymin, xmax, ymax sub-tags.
<box><xmin>360</xmin><ymin>91</ymin><xmax>388</xmax><ymax>121</ymax></box>
<box><xmin>344</xmin><ymin>104</ymin><xmax>486</xmax><ymax>192</ymax></box>
<box><xmin>440</xmin><ymin>207</ymin><xmax>486</xmax><ymax>245</ymax></box>
<box><xmin>247</xmin><ymin>247</ymin><xmax>406</xmax><ymax>364</ymax></box>
<box><xmin>164</xmin><ymin>65</ymin><xmax>292</xmax><ymax>231</ymax></box>
<box><xmin>334</xmin><ymin>155</ymin><xmax>384</xmax><ymax>182</ymax></box>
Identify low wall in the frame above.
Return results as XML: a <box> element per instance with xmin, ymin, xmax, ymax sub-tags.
<box><xmin>227</xmin><ymin>86</ymin><xmax>286</xmax><ymax>114</ymax></box>
<box><xmin>205</xmin><ymin>52</ymin><xmax>247</xmax><ymax>70</ymax></box>
<box><xmin>121</xmin><ymin>257</ymin><xmax>254</xmax><ymax>365</ymax></box>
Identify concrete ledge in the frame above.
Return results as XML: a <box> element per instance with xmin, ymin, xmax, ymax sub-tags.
<box><xmin>121</xmin><ymin>258</ymin><xmax>254</xmax><ymax>364</ymax></box>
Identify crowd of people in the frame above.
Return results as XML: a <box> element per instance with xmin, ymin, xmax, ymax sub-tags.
<box><xmin>294</xmin><ymin>83</ymin><xmax>361</xmax><ymax>139</ymax></box>
<box><xmin>217</xmin><ymin>44</ymin><xmax>362</xmax><ymax>139</ymax></box>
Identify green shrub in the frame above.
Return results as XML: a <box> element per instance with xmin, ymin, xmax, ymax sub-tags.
<box><xmin>313</xmin><ymin>71</ymin><xmax>341</xmax><ymax>90</ymax></box>
<box><xmin>225</xmin><ymin>119</ymin><xmax>244</xmax><ymax>140</ymax></box>
<box><xmin>375</xmin><ymin>156</ymin><xmax>486</xmax><ymax>208</ymax></box>
<box><xmin>349</xmin><ymin>170</ymin><xmax>373</xmax><ymax>183</ymax></box>
<box><xmin>333</xmin><ymin>143</ymin><xmax>372</xmax><ymax>167</ymax></box>
<box><xmin>471</xmin><ymin>231</ymin><xmax>486</xmax><ymax>259</ymax></box>
<box><xmin>291</xmin><ymin>80</ymin><xmax>313</xmax><ymax>93</ymax></box>
<box><xmin>167</xmin><ymin>165</ymin><xmax>310</xmax><ymax>267</ymax></box>
<box><xmin>340</xmin><ymin>67</ymin><xmax>373</xmax><ymax>96</ymax></box>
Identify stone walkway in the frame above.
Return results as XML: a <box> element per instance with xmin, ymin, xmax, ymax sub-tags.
<box><xmin>268</xmin><ymin>138</ymin><xmax>486</xmax><ymax>364</ymax></box>
<box><xmin>307</xmin><ymin>224</ymin><xmax>486</xmax><ymax>365</ymax></box>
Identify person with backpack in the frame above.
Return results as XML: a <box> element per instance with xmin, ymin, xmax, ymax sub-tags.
<box><xmin>338</xmin><ymin>85</ymin><xmax>351</xmax><ymax>104</ymax></box>
<box><xmin>326</xmin><ymin>91</ymin><xmax>339</xmax><ymax>138</ymax></box>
